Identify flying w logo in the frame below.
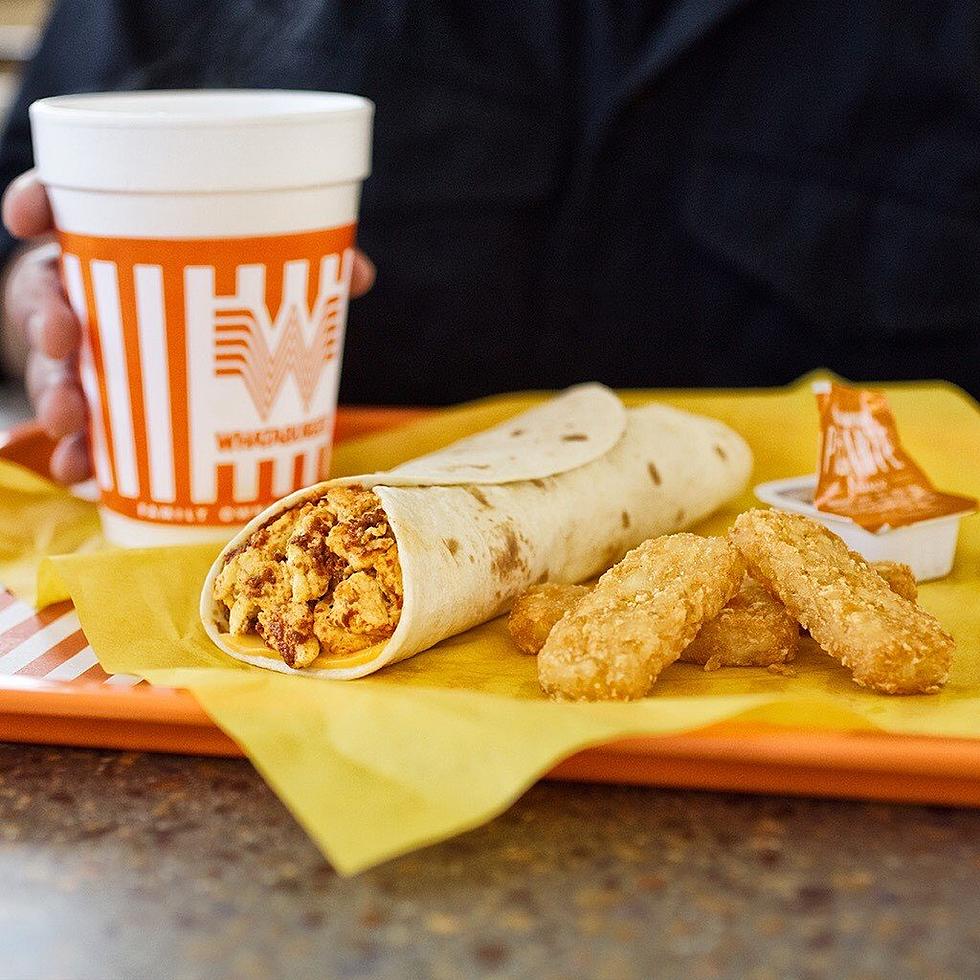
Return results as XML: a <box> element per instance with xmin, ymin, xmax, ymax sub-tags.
<box><xmin>207</xmin><ymin>252</ymin><xmax>352</xmax><ymax>421</ymax></box>
<box><xmin>213</xmin><ymin>302</ymin><xmax>339</xmax><ymax>420</ymax></box>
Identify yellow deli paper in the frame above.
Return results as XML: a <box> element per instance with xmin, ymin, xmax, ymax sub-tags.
<box><xmin>0</xmin><ymin>460</ymin><xmax>100</xmax><ymax>604</ymax></box>
<box><xmin>35</xmin><ymin>377</ymin><xmax>980</xmax><ymax>873</ymax></box>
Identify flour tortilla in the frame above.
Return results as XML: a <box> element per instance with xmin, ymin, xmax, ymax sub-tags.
<box><xmin>201</xmin><ymin>385</ymin><xmax>752</xmax><ymax>678</ymax></box>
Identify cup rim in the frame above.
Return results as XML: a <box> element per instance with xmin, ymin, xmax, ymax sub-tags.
<box><xmin>30</xmin><ymin>89</ymin><xmax>374</xmax><ymax>129</ymax></box>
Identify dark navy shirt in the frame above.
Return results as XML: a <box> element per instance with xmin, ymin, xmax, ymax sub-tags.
<box><xmin>2</xmin><ymin>1</ymin><xmax>979</xmax><ymax>401</ymax></box>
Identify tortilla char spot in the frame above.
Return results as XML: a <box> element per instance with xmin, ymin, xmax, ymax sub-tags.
<box><xmin>561</xmin><ymin>433</ymin><xmax>588</xmax><ymax>442</ymax></box>
<box><xmin>676</xmin><ymin>507</ymin><xmax>686</xmax><ymax>525</ymax></box>
<box><xmin>621</xmin><ymin>511</ymin><xmax>631</xmax><ymax>529</ymax></box>
<box><xmin>647</xmin><ymin>462</ymin><xmax>662</xmax><ymax>486</ymax></box>
<box><xmin>530</xmin><ymin>479</ymin><xmax>547</xmax><ymax>489</ymax></box>
<box><xmin>465</xmin><ymin>487</ymin><xmax>491</xmax><ymax>508</ymax></box>
<box><xmin>444</xmin><ymin>537</ymin><xmax>460</xmax><ymax>556</ymax></box>
<box><xmin>510</xmin><ymin>428</ymin><xmax>525</xmax><ymax>437</ymax></box>
<box><xmin>490</xmin><ymin>526</ymin><xmax>527</xmax><ymax>581</ymax></box>
<box><xmin>714</xmin><ymin>444</ymin><xmax>728</xmax><ymax>461</ymax></box>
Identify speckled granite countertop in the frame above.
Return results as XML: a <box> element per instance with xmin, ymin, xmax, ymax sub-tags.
<box><xmin>1</xmin><ymin>742</ymin><xmax>978</xmax><ymax>979</ymax></box>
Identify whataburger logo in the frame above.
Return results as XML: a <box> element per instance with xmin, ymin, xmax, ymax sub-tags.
<box><xmin>214</xmin><ymin>300</ymin><xmax>339</xmax><ymax>421</ymax></box>
<box><xmin>210</xmin><ymin>254</ymin><xmax>349</xmax><ymax>421</ymax></box>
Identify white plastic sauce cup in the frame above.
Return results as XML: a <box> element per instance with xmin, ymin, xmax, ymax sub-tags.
<box><xmin>754</xmin><ymin>475</ymin><xmax>967</xmax><ymax>581</ymax></box>
<box><xmin>29</xmin><ymin>90</ymin><xmax>373</xmax><ymax>546</ymax></box>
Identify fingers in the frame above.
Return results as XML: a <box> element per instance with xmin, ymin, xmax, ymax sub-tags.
<box><xmin>37</xmin><ymin>376</ymin><xmax>87</xmax><ymax>439</ymax></box>
<box><xmin>2</xmin><ymin>170</ymin><xmax>54</xmax><ymax>239</ymax></box>
<box><xmin>49</xmin><ymin>432</ymin><xmax>92</xmax><ymax>485</ymax></box>
<box><xmin>25</xmin><ymin>349</ymin><xmax>67</xmax><ymax>404</ymax></box>
<box><xmin>26</xmin><ymin>351</ymin><xmax>88</xmax><ymax>476</ymax></box>
<box><xmin>5</xmin><ymin>239</ymin><xmax>70</xmax><ymax>322</ymax></box>
<box><xmin>4</xmin><ymin>242</ymin><xmax>82</xmax><ymax>366</ymax></box>
<box><xmin>27</xmin><ymin>337</ymin><xmax>91</xmax><ymax>483</ymax></box>
<box><xmin>27</xmin><ymin>316</ymin><xmax>91</xmax><ymax>484</ymax></box>
<box><xmin>29</xmin><ymin>292</ymin><xmax>80</xmax><ymax>360</ymax></box>
<box><xmin>350</xmin><ymin>249</ymin><xmax>375</xmax><ymax>298</ymax></box>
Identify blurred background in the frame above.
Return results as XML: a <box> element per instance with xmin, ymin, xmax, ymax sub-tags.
<box><xmin>0</xmin><ymin>0</ymin><xmax>44</xmax><ymax>425</ymax></box>
<box><xmin>1</xmin><ymin>1</ymin><xmax>977</xmax><ymax>424</ymax></box>
<box><xmin>0</xmin><ymin>1</ymin><xmax>44</xmax><ymax>118</ymax></box>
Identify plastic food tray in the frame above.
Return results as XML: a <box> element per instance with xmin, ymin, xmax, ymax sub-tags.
<box><xmin>2</xmin><ymin>410</ymin><xmax>978</xmax><ymax>807</ymax></box>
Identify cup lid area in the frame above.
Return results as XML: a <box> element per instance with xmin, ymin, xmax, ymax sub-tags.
<box><xmin>30</xmin><ymin>89</ymin><xmax>372</xmax><ymax>127</ymax></box>
<box><xmin>29</xmin><ymin>89</ymin><xmax>374</xmax><ymax>193</ymax></box>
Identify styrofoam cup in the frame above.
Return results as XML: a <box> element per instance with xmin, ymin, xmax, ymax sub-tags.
<box><xmin>29</xmin><ymin>90</ymin><xmax>373</xmax><ymax>546</ymax></box>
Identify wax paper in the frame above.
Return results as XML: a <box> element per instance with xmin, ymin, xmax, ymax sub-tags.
<box><xmin>0</xmin><ymin>461</ymin><xmax>100</xmax><ymax>604</ymax></box>
<box><xmin>20</xmin><ymin>376</ymin><xmax>980</xmax><ymax>872</ymax></box>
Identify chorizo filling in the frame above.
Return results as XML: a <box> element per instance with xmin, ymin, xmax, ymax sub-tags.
<box><xmin>212</xmin><ymin>486</ymin><xmax>403</xmax><ymax>668</ymax></box>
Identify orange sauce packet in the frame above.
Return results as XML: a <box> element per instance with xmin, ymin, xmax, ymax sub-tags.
<box><xmin>814</xmin><ymin>381</ymin><xmax>976</xmax><ymax>532</ymax></box>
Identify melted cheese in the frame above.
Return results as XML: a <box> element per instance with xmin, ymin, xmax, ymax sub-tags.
<box><xmin>219</xmin><ymin>632</ymin><xmax>386</xmax><ymax>670</ymax></box>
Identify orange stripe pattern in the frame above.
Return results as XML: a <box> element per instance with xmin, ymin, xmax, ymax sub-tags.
<box><xmin>56</xmin><ymin>225</ymin><xmax>357</xmax><ymax>527</ymax></box>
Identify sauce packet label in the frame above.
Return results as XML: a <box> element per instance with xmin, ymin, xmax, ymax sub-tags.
<box><xmin>813</xmin><ymin>381</ymin><xmax>976</xmax><ymax>532</ymax></box>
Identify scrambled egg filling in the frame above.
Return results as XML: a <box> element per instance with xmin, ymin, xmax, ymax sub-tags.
<box><xmin>212</xmin><ymin>486</ymin><xmax>403</xmax><ymax>668</ymax></box>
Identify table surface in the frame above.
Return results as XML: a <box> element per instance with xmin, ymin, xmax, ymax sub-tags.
<box><xmin>1</xmin><ymin>743</ymin><xmax>978</xmax><ymax>980</ymax></box>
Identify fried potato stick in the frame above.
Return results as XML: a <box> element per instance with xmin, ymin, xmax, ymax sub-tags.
<box><xmin>538</xmin><ymin>534</ymin><xmax>744</xmax><ymax>701</ymax></box>
<box><xmin>730</xmin><ymin>510</ymin><xmax>953</xmax><ymax>694</ymax></box>
<box><xmin>511</xmin><ymin>559</ymin><xmax>915</xmax><ymax>669</ymax></box>
<box><xmin>871</xmin><ymin>561</ymin><xmax>918</xmax><ymax>603</ymax></box>
<box><xmin>683</xmin><ymin>577</ymin><xmax>797</xmax><ymax>669</ymax></box>
<box><xmin>511</xmin><ymin>578</ymin><xmax>795</xmax><ymax>668</ymax></box>
<box><xmin>508</xmin><ymin>583</ymin><xmax>589</xmax><ymax>654</ymax></box>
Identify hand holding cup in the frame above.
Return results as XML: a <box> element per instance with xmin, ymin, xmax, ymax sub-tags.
<box><xmin>3</xmin><ymin>132</ymin><xmax>376</xmax><ymax>490</ymax></box>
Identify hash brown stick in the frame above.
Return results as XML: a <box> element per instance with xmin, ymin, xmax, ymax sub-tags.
<box><xmin>730</xmin><ymin>510</ymin><xmax>953</xmax><ymax>694</ymax></box>
<box><xmin>871</xmin><ymin>561</ymin><xmax>918</xmax><ymax>603</ymax></box>
<box><xmin>508</xmin><ymin>583</ymin><xmax>589</xmax><ymax>654</ymax></box>
<box><xmin>511</xmin><ymin>559</ymin><xmax>917</xmax><ymax>667</ymax></box>
<box><xmin>511</xmin><ymin>578</ymin><xmax>796</xmax><ymax>668</ymax></box>
<box><xmin>682</xmin><ymin>577</ymin><xmax>798</xmax><ymax>669</ymax></box>
<box><xmin>538</xmin><ymin>534</ymin><xmax>745</xmax><ymax>701</ymax></box>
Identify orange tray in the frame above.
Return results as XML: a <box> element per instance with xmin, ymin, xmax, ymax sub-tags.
<box><xmin>2</xmin><ymin>408</ymin><xmax>980</xmax><ymax>808</ymax></box>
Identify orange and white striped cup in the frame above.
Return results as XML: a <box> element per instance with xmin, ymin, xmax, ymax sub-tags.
<box><xmin>30</xmin><ymin>90</ymin><xmax>373</xmax><ymax>546</ymax></box>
